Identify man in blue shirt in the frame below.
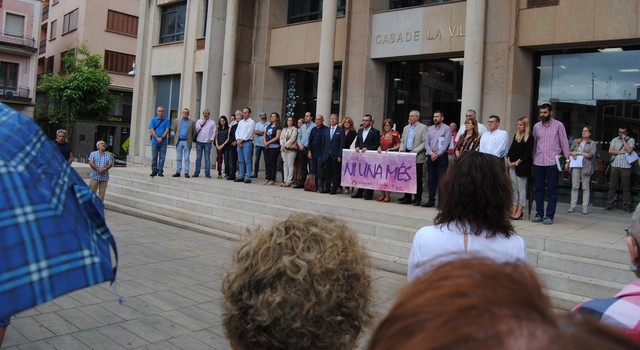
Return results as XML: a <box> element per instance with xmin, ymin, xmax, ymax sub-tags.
<box><xmin>171</xmin><ymin>108</ymin><xmax>196</xmax><ymax>178</ymax></box>
<box><xmin>252</xmin><ymin>112</ymin><xmax>269</xmax><ymax>178</ymax></box>
<box><xmin>148</xmin><ymin>106</ymin><xmax>171</xmax><ymax>177</ymax></box>
<box><xmin>293</xmin><ymin>112</ymin><xmax>314</xmax><ymax>188</ymax></box>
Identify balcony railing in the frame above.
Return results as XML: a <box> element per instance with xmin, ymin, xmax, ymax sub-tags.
<box><xmin>39</xmin><ymin>39</ymin><xmax>46</xmax><ymax>54</ymax></box>
<box><xmin>42</xmin><ymin>5</ymin><xmax>49</xmax><ymax>21</ymax></box>
<box><xmin>0</xmin><ymin>86</ymin><xmax>32</xmax><ymax>102</ymax></box>
<box><xmin>0</xmin><ymin>32</ymin><xmax>37</xmax><ymax>55</ymax></box>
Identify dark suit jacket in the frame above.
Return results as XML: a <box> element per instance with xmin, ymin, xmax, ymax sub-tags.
<box><xmin>323</xmin><ymin>126</ymin><xmax>345</xmax><ymax>161</ymax></box>
<box><xmin>229</xmin><ymin>124</ymin><xmax>238</xmax><ymax>145</ymax></box>
<box><xmin>309</xmin><ymin>125</ymin><xmax>328</xmax><ymax>158</ymax></box>
<box><xmin>356</xmin><ymin>127</ymin><xmax>380</xmax><ymax>151</ymax></box>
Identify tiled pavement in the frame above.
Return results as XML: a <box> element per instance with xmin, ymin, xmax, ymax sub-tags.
<box><xmin>2</xmin><ymin>211</ymin><xmax>406</xmax><ymax>350</ymax></box>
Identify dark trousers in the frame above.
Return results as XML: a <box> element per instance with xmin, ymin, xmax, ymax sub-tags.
<box><xmin>401</xmin><ymin>155</ymin><xmax>423</xmax><ymax>202</ymax></box>
<box><xmin>323</xmin><ymin>158</ymin><xmax>340</xmax><ymax>192</ymax></box>
<box><xmin>297</xmin><ymin>149</ymin><xmax>309</xmax><ymax>184</ymax></box>
<box><xmin>310</xmin><ymin>156</ymin><xmax>325</xmax><ymax>190</ymax></box>
<box><xmin>217</xmin><ymin>145</ymin><xmax>231</xmax><ymax>176</ymax></box>
<box><xmin>534</xmin><ymin>165</ymin><xmax>559</xmax><ymax>219</ymax></box>
<box><xmin>607</xmin><ymin>167</ymin><xmax>632</xmax><ymax>207</ymax></box>
<box><xmin>265</xmin><ymin>147</ymin><xmax>280</xmax><ymax>181</ymax></box>
<box><xmin>228</xmin><ymin>146</ymin><xmax>238</xmax><ymax>179</ymax></box>
<box><xmin>426</xmin><ymin>155</ymin><xmax>449</xmax><ymax>204</ymax></box>
<box><xmin>253</xmin><ymin>145</ymin><xmax>266</xmax><ymax>176</ymax></box>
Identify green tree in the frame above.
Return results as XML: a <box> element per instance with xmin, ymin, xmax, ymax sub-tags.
<box><xmin>38</xmin><ymin>43</ymin><xmax>113</xmax><ymax>130</ymax></box>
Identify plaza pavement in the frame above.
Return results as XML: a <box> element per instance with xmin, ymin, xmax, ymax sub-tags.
<box><xmin>2</xmin><ymin>210</ymin><xmax>406</xmax><ymax>350</ymax></box>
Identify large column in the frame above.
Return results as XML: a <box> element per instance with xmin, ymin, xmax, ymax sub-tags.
<box><xmin>219</xmin><ymin>0</ymin><xmax>240</xmax><ymax>117</ymax></box>
<box><xmin>460</xmin><ymin>0</ymin><xmax>486</xmax><ymax>125</ymax></box>
<box><xmin>316</xmin><ymin>0</ymin><xmax>338</xmax><ymax>119</ymax></box>
<box><xmin>129</xmin><ymin>0</ymin><xmax>155</xmax><ymax>166</ymax></box>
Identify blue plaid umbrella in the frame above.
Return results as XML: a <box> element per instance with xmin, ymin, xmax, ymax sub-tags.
<box><xmin>0</xmin><ymin>103</ymin><xmax>117</xmax><ymax>319</ymax></box>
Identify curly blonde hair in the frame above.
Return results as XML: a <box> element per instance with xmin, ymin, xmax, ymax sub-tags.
<box><xmin>222</xmin><ymin>213</ymin><xmax>373</xmax><ymax>350</ymax></box>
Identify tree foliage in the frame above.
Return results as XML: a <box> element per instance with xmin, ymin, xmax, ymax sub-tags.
<box><xmin>38</xmin><ymin>43</ymin><xmax>113</xmax><ymax>125</ymax></box>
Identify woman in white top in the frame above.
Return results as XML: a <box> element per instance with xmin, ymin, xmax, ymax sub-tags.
<box><xmin>407</xmin><ymin>151</ymin><xmax>528</xmax><ymax>282</ymax></box>
<box><xmin>280</xmin><ymin>116</ymin><xmax>299</xmax><ymax>187</ymax></box>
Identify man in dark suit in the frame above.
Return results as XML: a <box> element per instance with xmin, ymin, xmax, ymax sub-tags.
<box><xmin>307</xmin><ymin>114</ymin><xmax>328</xmax><ymax>191</ymax></box>
<box><xmin>226</xmin><ymin>111</ymin><xmax>240</xmax><ymax>181</ymax></box>
<box><xmin>322</xmin><ymin>114</ymin><xmax>345</xmax><ymax>194</ymax></box>
<box><xmin>352</xmin><ymin>114</ymin><xmax>381</xmax><ymax>200</ymax></box>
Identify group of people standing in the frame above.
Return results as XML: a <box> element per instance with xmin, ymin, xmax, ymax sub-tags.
<box><xmin>147</xmin><ymin>102</ymin><xmax>636</xmax><ymax>222</ymax></box>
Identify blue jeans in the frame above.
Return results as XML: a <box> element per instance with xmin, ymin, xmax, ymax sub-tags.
<box><xmin>253</xmin><ymin>145</ymin><xmax>266</xmax><ymax>176</ymax></box>
<box><xmin>176</xmin><ymin>140</ymin><xmax>190</xmax><ymax>174</ymax></box>
<box><xmin>151</xmin><ymin>142</ymin><xmax>167</xmax><ymax>174</ymax></box>
<box><xmin>194</xmin><ymin>141</ymin><xmax>212</xmax><ymax>176</ymax></box>
<box><xmin>534</xmin><ymin>165</ymin><xmax>559</xmax><ymax>219</ymax></box>
<box><xmin>237</xmin><ymin>140</ymin><xmax>253</xmax><ymax>181</ymax></box>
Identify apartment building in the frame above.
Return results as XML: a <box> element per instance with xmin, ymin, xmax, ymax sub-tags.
<box><xmin>129</xmin><ymin>0</ymin><xmax>640</xmax><ymax>200</ymax></box>
<box><xmin>38</xmin><ymin>0</ymin><xmax>139</xmax><ymax>160</ymax></box>
<box><xmin>0</xmin><ymin>0</ymin><xmax>40</xmax><ymax>116</ymax></box>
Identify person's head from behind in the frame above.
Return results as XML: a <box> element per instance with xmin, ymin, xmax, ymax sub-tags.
<box><xmin>222</xmin><ymin>213</ymin><xmax>373</xmax><ymax>350</ymax></box>
<box><xmin>435</xmin><ymin>150</ymin><xmax>514</xmax><ymax>237</ymax></box>
<box><xmin>368</xmin><ymin>258</ymin><xmax>637</xmax><ymax>350</ymax></box>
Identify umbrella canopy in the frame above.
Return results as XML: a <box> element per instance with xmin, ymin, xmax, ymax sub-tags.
<box><xmin>0</xmin><ymin>103</ymin><xmax>117</xmax><ymax>319</ymax></box>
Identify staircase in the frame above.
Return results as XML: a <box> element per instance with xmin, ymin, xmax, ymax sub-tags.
<box><xmin>103</xmin><ymin>167</ymin><xmax>633</xmax><ymax>311</ymax></box>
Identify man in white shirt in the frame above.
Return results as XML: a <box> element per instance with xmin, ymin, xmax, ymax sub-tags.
<box><xmin>235</xmin><ymin>107</ymin><xmax>256</xmax><ymax>183</ymax></box>
<box><xmin>479</xmin><ymin>115</ymin><xmax>508</xmax><ymax>158</ymax></box>
<box><xmin>193</xmin><ymin>109</ymin><xmax>217</xmax><ymax>178</ymax></box>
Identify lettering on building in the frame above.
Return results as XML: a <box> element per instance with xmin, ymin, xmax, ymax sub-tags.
<box><xmin>374</xmin><ymin>25</ymin><xmax>465</xmax><ymax>46</ymax></box>
<box><xmin>425</xmin><ymin>28</ymin><xmax>441</xmax><ymax>40</ymax></box>
<box><xmin>448</xmin><ymin>25</ymin><xmax>465</xmax><ymax>37</ymax></box>
<box><xmin>375</xmin><ymin>31</ymin><xmax>421</xmax><ymax>45</ymax></box>
<box><xmin>107</xmin><ymin>116</ymin><xmax>123</xmax><ymax>122</ymax></box>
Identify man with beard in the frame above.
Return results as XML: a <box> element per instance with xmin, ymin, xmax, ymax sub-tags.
<box><xmin>352</xmin><ymin>114</ymin><xmax>380</xmax><ymax>200</ymax></box>
<box><xmin>531</xmin><ymin>103</ymin><xmax>570</xmax><ymax>225</ymax></box>
<box><xmin>422</xmin><ymin>110</ymin><xmax>452</xmax><ymax>208</ymax></box>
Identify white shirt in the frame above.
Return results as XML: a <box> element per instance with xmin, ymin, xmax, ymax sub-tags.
<box><xmin>362</xmin><ymin>127</ymin><xmax>371</xmax><ymax>142</ymax></box>
<box><xmin>235</xmin><ymin>117</ymin><xmax>256</xmax><ymax>142</ymax></box>
<box><xmin>478</xmin><ymin>122</ymin><xmax>488</xmax><ymax>136</ymax></box>
<box><xmin>407</xmin><ymin>222</ymin><xmax>527</xmax><ymax>283</ymax></box>
<box><xmin>479</xmin><ymin>129</ymin><xmax>509</xmax><ymax>157</ymax></box>
<box><xmin>195</xmin><ymin>118</ymin><xmax>216</xmax><ymax>143</ymax></box>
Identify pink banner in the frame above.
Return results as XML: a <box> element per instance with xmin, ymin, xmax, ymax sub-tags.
<box><xmin>341</xmin><ymin>150</ymin><xmax>417</xmax><ymax>193</ymax></box>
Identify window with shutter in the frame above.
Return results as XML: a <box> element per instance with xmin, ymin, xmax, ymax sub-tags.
<box><xmin>5</xmin><ymin>13</ymin><xmax>25</xmax><ymax>37</ymax></box>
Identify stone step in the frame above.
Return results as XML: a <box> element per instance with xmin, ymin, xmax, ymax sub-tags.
<box><xmin>107</xmin><ymin>174</ymin><xmax>627</xmax><ymax>283</ymax></box>
<box><xmin>103</xmin><ymin>168</ymin><xmax>631</xmax><ymax>310</ymax></box>
<box><xmin>544</xmin><ymin>289</ymin><xmax>590</xmax><ymax>312</ymax></box>
<box><xmin>106</xmin><ymin>201</ymin><xmax>241</xmax><ymax>242</ymax></box>
<box><xmin>533</xmin><ymin>251</ymin><xmax>632</xmax><ymax>285</ymax></box>
<box><xmin>535</xmin><ymin>267</ymin><xmax>627</xmax><ymax>300</ymax></box>
<box><xmin>106</xmin><ymin>183</ymin><xmax>413</xmax><ymax>271</ymax></box>
<box><xmin>107</xmin><ymin>175</ymin><xmax>420</xmax><ymax>242</ymax></box>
